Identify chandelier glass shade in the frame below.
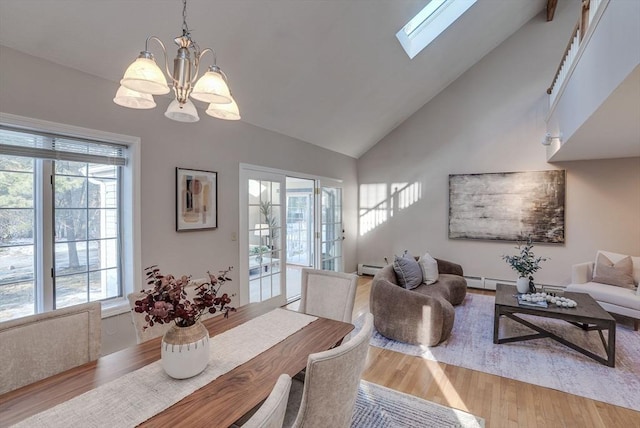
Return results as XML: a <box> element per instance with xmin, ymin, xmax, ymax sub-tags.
<box><xmin>114</xmin><ymin>0</ymin><xmax>239</xmax><ymax>122</ymax></box>
<box><xmin>191</xmin><ymin>66</ymin><xmax>232</xmax><ymax>104</ymax></box>
<box><xmin>165</xmin><ymin>99</ymin><xmax>200</xmax><ymax>123</ymax></box>
<box><xmin>206</xmin><ymin>97</ymin><xmax>241</xmax><ymax>121</ymax></box>
<box><xmin>113</xmin><ymin>85</ymin><xmax>157</xmax><ymax>109</ymax></box>
<box><xmin>120</xmin><ymin>56</ymin><xmax>170</xmax><ymax>95</ymax></box>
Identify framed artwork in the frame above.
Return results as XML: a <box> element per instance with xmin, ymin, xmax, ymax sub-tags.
<box><xmin>176</xmin><ymin>168</ymin><xmax>217</xmax><ymax>231</ymax></box>
<box><xmin>448</xmin><ymin>170</ymin><xmax>565</xmax><ymax>243</ymax></box>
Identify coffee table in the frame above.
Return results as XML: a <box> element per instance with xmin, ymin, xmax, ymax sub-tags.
<box><xmin>493</xmin><ymin>283</ymin><xmax>616</xmax><ymax>367</ymax></box>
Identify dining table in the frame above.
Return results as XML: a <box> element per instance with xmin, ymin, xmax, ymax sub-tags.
<box><xmin>0</xmin><ymin>304</ymin><xmax>354</xmax><ymax>427</ymax></box>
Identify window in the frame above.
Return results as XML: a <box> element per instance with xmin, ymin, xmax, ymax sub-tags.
<box><xmin>396</xmin><ymin>0</ymin><xmax>478</xmax><ymax>59</ymax></box>
<box><xmin>0</xmin><ymin>118</ymin><xmax>139</xmax><ymax>322</ymax></box>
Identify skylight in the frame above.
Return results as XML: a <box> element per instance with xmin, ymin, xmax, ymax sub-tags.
<box><xmin>396</xmin><ymin>0</ymin><xmax>477</xmax><ymax>59</ymax></box>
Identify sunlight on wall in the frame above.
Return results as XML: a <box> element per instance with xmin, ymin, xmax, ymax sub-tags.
<box><xmin>359</xmin><ymin>182</ymin><xmax>422</xmax><ymax>235</ymax></box>
<box><xmin>392</xmin><ymin>182</ymin><xmax>422</xmax><ymax>210</ymax></box>
<box><xmin>359</xmin><ymin>183</ymin><xmax>388</xmax><ymax>235</ymax></box>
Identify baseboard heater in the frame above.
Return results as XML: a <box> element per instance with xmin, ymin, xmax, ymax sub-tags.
<box><xmin>465</xmin><ymin>276</ymin><xmax>561</xmax><ymax>291</ymax></box>
<box><xmin>357</xmin><ymin>264</ymin><xmax>384</xmax><ymax>276</ymax></box>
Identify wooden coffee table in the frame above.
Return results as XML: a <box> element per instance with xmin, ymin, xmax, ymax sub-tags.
<box><xmin>493</xmin><ymin>283</ymin><xmax>616</xmax><ymax>367</ymax></box>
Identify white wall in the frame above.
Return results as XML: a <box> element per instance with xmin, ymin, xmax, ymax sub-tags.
<box><xmin>356</xmin><ymin>3</ymin><xmax>640</xmax><ymax>286</ymax></box>
<box><xmin>0</xmin><ymin>45</ymin><xmax>358</xmax><ymax>354</ymax></box>
<box><xmin>547</xmin><ymin>0</ymin><xmax>640</xmax><ymax>155</ymax></box>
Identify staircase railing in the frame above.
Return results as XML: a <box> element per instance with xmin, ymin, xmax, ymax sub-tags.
<box><xmin>546</xmin><ymin>0</ymin><xmax>605</xmax><ymax>107</ymax></box>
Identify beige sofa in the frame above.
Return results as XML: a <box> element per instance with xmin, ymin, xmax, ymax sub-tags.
<box><xmin>370</xmin><ymin>259</ymin><xmax>467</xmax><ymax>346</ymax></box>
<box><xmin>566</xmin><ymin>250</ymin><xmax>639</xmax><ymax>330</ymax></box>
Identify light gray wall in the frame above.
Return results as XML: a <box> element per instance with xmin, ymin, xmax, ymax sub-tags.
<box><xmin>356</xmin><ymin>3</ymin><xmax>640</xmax><ymax>286</ymax></box>
<box><xmin>0</xmin><ymin>45</ymin><xmax>358</xmax><ymax>354</ymax></box>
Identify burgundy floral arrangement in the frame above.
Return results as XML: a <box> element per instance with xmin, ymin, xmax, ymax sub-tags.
<box><xmin>134</xmin><ymin>265</ymin><xmax>235</xmax><ymax>330</ymax></box>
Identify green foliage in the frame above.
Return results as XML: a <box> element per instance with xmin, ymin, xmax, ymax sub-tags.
<box><xmin>249</xmin><ymin>245</ymin><xmax>270</xmax><ymax>255</ymax></box>
<box><xmin>259</xmin><ymin>200</ymin><xmax>279</xmax><ymax>242</ymax></box>
<box><xmin>502</xmin><ymin>236</ymin><xmax>548</xmax><ymax>278</ymax></box>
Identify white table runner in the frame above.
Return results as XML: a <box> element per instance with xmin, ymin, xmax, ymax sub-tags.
<box><xmin>12</xmin><ymin>308</ymin><xmax>317</xmax><ymax>428</ymax></box>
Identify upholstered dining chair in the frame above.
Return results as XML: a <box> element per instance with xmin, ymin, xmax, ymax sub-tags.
<box><xmin>0</xmin><ymin>301</ymin><xmax>102</xmax><ymax>395</ymax></box>
<box><xmin>127</xmin><ymin>278</ymin><xmax>219</xmax><ymax>343</ymax></box>
<box><xmin>283</xmin><ymin>313</ymin><xmax>374</xmax><ymax>428</ymax></box>
<box><xmin>236</xmin><ymin>374</ymin><xmax>292</xmax><ymax>428</ymax></box>
<box><xmin>298</xmin><ymin>269</ymin><xmax>358</xmax><ymax>323</ymax></box>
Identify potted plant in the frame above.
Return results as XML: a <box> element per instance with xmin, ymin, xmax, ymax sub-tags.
<box><xmin>132</xmin><ymin>266</ymin><xmax>235</xmax><ymax>379</ymax></box>
<box><xmin>250</xmin><ymin>245</ymin><xmax>270</xmax><ymax>264</ymax></box>
<box><xmin>502</xmin><ymin>237</ymin><xmax>548</xmax><ymax>293</ymax></box>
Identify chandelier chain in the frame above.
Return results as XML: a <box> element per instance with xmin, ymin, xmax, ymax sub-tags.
<box><xmin>182</xmin><ymin>0</ymin><xmax>189</xmax><ymax>35</ymax></box>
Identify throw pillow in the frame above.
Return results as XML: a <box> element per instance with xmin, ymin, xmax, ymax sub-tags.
<box><xmin>393</xmin><ymin>251</ymin><xmax>423</xmax><ymax>290</ymax></box>
<box><xmin>418</xmin><ymin>252</ymin><xmax>439</xmax><ymax>285</ymax></box>
<box><xmin>593</xmin><ymin>253</ymin><xmax>635</xmax><ymax>289</ymax></box>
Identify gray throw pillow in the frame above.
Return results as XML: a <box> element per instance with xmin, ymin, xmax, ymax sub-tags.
<box><xmin>393</xmin><ymin>251</ymin><xmax>423</xmax><ymax>290</ymax></box>
<box><xmin>593</xmin><ymin>253</ymin><xmax>635</xmax><ymax>289</ymax></box>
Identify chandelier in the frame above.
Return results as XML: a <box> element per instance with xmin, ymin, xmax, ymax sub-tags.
<box><xmin>113</xmin><ymin>0</ymin><xmax>240</xmax><ymax>122</ymax></box>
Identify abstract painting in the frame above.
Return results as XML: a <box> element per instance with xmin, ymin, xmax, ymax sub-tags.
<box><xmin>176</xmin><ymin>168</ymin><xmax>217</xmax><ymax>231</ymax></box>
<box><xmin>448</xmin><ymin>170</ymin><xmax>565</xmax><ymax>243</ymax></box>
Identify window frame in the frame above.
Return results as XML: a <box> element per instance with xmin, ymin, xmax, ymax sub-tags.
<box><xmin>0</xmin><ymin>112</ymin><xmax>141</xmax><ymax>319</ymax></box>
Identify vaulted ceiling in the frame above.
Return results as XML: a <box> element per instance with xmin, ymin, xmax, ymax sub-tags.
<box><xmin>0</xmin><ymin>0</ymin><xmax>547</xmax><ymax>158</ymax></box>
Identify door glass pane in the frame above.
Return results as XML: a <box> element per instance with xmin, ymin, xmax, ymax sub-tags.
<box><xmin>248</xmin><ymin>179</ymin><xmax>261</xmax><ymax>205</ymax></box>
<box><xmin>321</xmin><ymin>186</ymin><xmax>343</xmax><ymax>272</ymax></box>
<box><xmin>285</xmin><ymin>177</ymin><xmax>315</xmax><ymax>302</ymax></box>
<box><xmin>0</xmin><ymin>156</ymin><xmax>36</xmax><ymax>320</ymax></box>
<box><xmin>248</xmin><ymin>178</ymin><xmax>283</xmax><ymax>303</ymax></box>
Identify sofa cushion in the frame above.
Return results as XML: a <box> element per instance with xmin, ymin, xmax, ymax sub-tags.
<box><xmin>393</xmin><ymin>251</ymin><xmax>422</xmax><ymax>290</ymax></box>
<box><xmin>566</xmin><ymin>282</ymin><xmax>640</xmax><ymax>311</ymax></box>
<box><xmin>412</xmin><ymin>282</ymin><xmax>450</xmax><ymax>301</ymax></box>
<box><xmin>418</xmin><ymin>253</ymin><xmax>439</xmax><ymax>285</ymax></box>
<box><xmin>439</xmin><ymin>274</ymin><xmax>467</xmax><ymax>306</ymax></box>
<box><xmin>596</xmin><ymin>250</ymin><xmax>640</xmax><ymax>286</ymax></box>
<box><xmin>593</xmin><ymin>253</ymin><xmax>635</xmax><ymax>289</ymax></box>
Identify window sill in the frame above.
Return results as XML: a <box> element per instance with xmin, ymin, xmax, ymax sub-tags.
<box><xmin>101</xmin><ymin>298</ymin><xmax>131</xmax><ymax>319</ymax></box>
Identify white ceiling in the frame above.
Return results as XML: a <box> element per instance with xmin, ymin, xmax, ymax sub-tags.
<box><xmin>0</xmin><ymin>0</ymin><xmax>547</xmax><ymax>158</ymax></box>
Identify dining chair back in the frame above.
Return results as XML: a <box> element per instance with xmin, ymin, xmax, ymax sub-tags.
<box><xmin>241</xmin><ymin>374</ymin><xmax>292</xmax><ymax>428</ymax></box>
<box><xmin>128</xmin><ymin>278</ymin><xmax>218</xmax><ymax>343</ymax></box>
<box><xmin>0</xmin><ymin>301</ymin><xmax>101</xmax><ymax>395</ymax></box>
<box><xmin>285</xmin><ymin>313</ymin><xmax>373</xmax><ymax>428</ymax></box>
<box><xmin>299</xmin><ymin>269</ymin><xmax>358</xmax><ymax>323</ymax></box>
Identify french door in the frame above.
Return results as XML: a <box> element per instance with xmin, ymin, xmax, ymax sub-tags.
<box><xmin>320</xmin><ymin>185</ymin><xmax>343</xmax><ymax>272</ymax></box>
<box><xmin>240</xmin><ymin>169</ymin><xmax>286</xmax><ymax>308</ymax></box>
<box><xmin>239</xmin><ymin>165</ymin><xmax>343</xmax><ymax>307</ymax></box>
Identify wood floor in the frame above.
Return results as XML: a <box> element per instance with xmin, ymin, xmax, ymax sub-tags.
<box><xmin>351</xmin><ymin>276</ymin><xmax>639</xmax><ymax>428</ymax></box>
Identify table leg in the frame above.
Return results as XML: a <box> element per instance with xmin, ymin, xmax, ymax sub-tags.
<box><xmin>493</xmin><ymin>305</ymin><xmax>501</xmax><ymax>344</ymax></box>
<box><xmin>607</xmin><ymin>320</ymin><xmax>616</xmax><ymax>367</ymax></box>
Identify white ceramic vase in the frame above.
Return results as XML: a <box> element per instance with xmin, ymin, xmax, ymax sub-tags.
<box><xmin>516</xmin><ymin>276</ymin><xmax>530</xmax><ymax>294</ymax></box>
<box><xmin>161</xmin><ymin>322</ymin><xmax>210</xmax><ymax>379</ymax></box>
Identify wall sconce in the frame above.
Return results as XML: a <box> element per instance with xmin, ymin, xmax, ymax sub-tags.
<box><xmin>542</xmin><ymin>132</ymin><xmax>563</xmax><ymax>146</ymax></box>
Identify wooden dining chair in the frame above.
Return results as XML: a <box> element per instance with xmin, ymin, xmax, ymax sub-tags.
<box><xmin>127</xmin><ymin>278</ymin><xmax>219</xmax><ymax>343</ymax></box>
<box><xmin>237</xmin><ymin>374</ymin><xmax>292</xmax><ymax>428</ymax></box>
<box><xmin>0</xmin><ymin>301</ymin><xmax>101</xmax><ymax>395</ymax></box>
<box><xmin>298</xmin><ymin>269</ymin><xmax>358</xmax><ymax>323</ymax></box>
<box><xmin>283</xmin><ymin>313</ymin><xmax>373</xmax><ymax>428</ymax></box>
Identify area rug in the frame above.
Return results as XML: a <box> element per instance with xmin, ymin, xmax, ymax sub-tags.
<box><xmin>355</xmin><ymin>293</ymin><xmax>640</xmax><ymax>411</ymax></box>
<box><xmin>352</xmin><ymin>380</ymin><xmax>484</xmax><ymax>428</ymax></box>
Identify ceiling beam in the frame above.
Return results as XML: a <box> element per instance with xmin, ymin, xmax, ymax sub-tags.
<box><xmin>547</xmin><ymin>0</ymin><xmax>558</xmax><ymax>21</ymax></box>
